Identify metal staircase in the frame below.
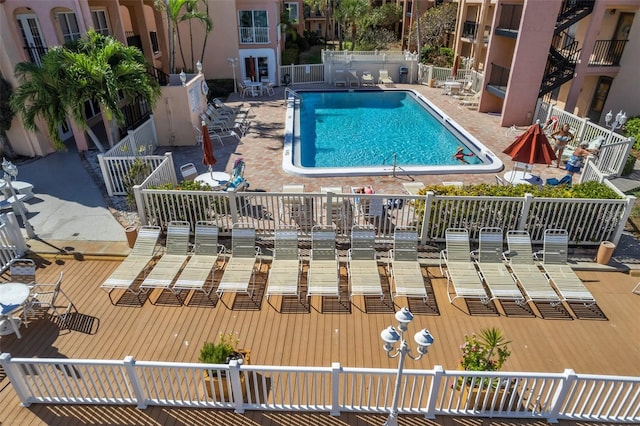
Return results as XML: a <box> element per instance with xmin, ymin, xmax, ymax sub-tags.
<box><xmin>538</xmin><ymin>0</ymin><xmax>595</xmax><ymax>97</ymax></box>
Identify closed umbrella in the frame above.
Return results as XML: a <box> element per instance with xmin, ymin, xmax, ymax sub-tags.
<box><xmin>503</xmin><ymin>122</ymin><xmax>557</xmax><ymax>166</ymax></box>
<box><xmin>201</xmin><ymin>121</ymin><xmax>216</xmax><ymax>179</ymax></box>
<box><xmin>247</xmin><ymin>56</ymin><xmax>256</xmax><ymax>81</ymax></box>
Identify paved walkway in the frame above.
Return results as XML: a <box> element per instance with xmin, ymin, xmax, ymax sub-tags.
<box><xmin>13</xmin><ymin>147</ymin><xmax>130</xmax><ymax>256</ymax></box>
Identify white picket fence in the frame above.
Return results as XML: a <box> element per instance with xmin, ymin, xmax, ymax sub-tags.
<box><xmin>0</xmin><ymin>213</ymin><xmax>28</xmax><ymax>271</ymax></box>
<box><xmin>98</xmin><ymin>116</ymin><xmax>159</xmax><ymax>196</ymax></box>
<box><xmin>134</xmin><ymin>188</ymin><xmax>634</xmax><ymax>247</ymax></box>
<box><xmin>1</xmin><ymin>353</ymin><xmax>638</xmax><ymax>423</ymax></box>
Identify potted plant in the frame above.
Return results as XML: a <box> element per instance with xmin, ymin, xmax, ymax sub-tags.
<box><xmin>457</xmin><ymin>327</ymin><xmax>513</xmax><ymax>410</ymax></box>
<box><xmin>199</xmin><ymin>333</ymin><xmax>250</xmax><ymax>400</ymax></box>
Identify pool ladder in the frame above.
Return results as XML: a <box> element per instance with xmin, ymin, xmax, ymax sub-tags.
<box><xmin>284</xmin><ymin>87</ymin><xmax>301</xmax><ymax>102</ymax></box>
<box><xmin>382</xmin><ymin>152</ymin><xmax>398</xmax><ymax>177</ymax></box>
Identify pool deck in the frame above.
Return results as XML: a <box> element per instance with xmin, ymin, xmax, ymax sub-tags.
<box><xmin>181</xmin><ymin>83</ymin><xmax>571</xmax><ymax>194</ymax></box>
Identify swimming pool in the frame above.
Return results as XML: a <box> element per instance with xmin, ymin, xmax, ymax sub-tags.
<box><xmin>283</xmin><ymin>89</ymin><xmax>502</xmax><ymax>177</ymax></box>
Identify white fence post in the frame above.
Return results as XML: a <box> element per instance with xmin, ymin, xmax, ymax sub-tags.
<box><xmin>98</xmin><ymin>153</ymin><xmax>115</xmax><ymax>197</ymax></box>
<box><xmin>1</xmin><ymin>212</ymin><xmax>28</xmax><ymax>255</ymax></box>
<box><xmin>425</xmin><ymin>366</ymin><xmax>444</xmax><ymax>419</ymax></box>
<box><xmin>517</xmin><ymin>193</ymin><xmax>534</xmax><ymax>231</ymax></box>
<box><xmin>164</xmin><ymin>152</ymin><xmax>177</xmax><ymax>184</ymax></box>
<box><xmin>330</xmin><ymin>362</ymin><xmax>341</xmax><ymax>416</ymax></box>
<box><xmin>611</xmin><ymin>195</ymin><xmax>636</xmax><ymax>246</ymax></box>
<box><xmin>133</xmin><ymin>184</ymin><xmax>147</xmax><ymax>225</ymax></box>
<box><xmin>420</xmin><ymin>192</ymin><xmax>434</xmax><ymax>245</ymax></box>
<box><xmin>0</xmin><ymin>353</ymin><xmax>32</xmax><ymax>406</ymax></box>
<box><xmin>228</xmin><ymin>360</ymin><xmax>245</xmax><ymax>413</ymax></box>
<box><xmin>123</xmin><ymin>356</ymin><xmax>147</xmax><ymax>409</ymax></box>
<box><xmin>547</xmin><ymin>368</ymin><xmax>577</xmax><ymax>423</ymax></box>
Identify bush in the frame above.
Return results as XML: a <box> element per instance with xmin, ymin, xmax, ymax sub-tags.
<box><xmin>421</xmin><ymin>46</ymin><xmax>454</xmax><ymax>67</ymax></box>
<box><xmin>205</xmin><ymin>79</ymin><xmax>235</xmax><ymax>100</ymax></box>
<box><xmin>624</xmin><ymin>116</ymin><xmax>640</xmax><ymax>150</ymax></box>
<box><xmin>281</xmin><ymin>47</ymin><xmax>299</xmax><ymax>66</ymax></box>
<box><xmin>199</xmin><ymin>333</ymin><xmax>239</xmax><ymax>365</ymax></box>
<box><xmin>622</xmin><ymin>151</ymin><xmax>638</xmax><ymax>176</ymax></box>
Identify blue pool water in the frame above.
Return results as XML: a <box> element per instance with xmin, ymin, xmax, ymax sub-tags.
<box><xmin>299</xmin><ymin>91</ymin><xmax>482</xmax><ymax>167</ymax></box>
<box><xmin>283</xmin><ymin>89</ymin><xmax>502</xmax><ymax>177</ymax></box>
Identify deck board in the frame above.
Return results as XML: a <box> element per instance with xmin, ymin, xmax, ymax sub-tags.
<box><xmin>1</xmin><ymin>257</ymin><xmax>639</xmax><ymax>425</ymax></box>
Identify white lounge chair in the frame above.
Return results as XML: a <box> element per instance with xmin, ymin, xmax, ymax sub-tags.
<box><xmin>348</xmin><ymin>69</ymin><xmax>360</xmax><ymax>87</ymax></box>
<box><xmin>172</xmin><ymin>221</ymin><xmax>225</xmax><ymax>303</ymax></box>
<box><xmin>334</xmin><ymin>69</ymin><xmax>347</xmax><ymax>87</ymax></box>
<box><xmin>537</xmin><ymin>229</ymin><xmax>596</xmax><ymax>306</ymax></box>
<box><xmin>139</xmin><ymin>221</ymin><xmax>191</xmax><ymax>304</ymax></box>
<box><xmin>378</xmin><ymin>69</ymin><xmax>393</xmax><ymax>85</ymax></box>
<box><xmin>361</xmin><ymin>71</ymin><xmax>375</xmax><ymax>86</ymax></box>
<box><xmin>100</xmin><ymin>226</ymin><xmax>161</xmax><ymax>304</ymax></box>
<box><xmin>216</xmin><ymin>224</ymin><xmax>261</xmax><ymax>301</ymax></box>
<box><xmin>265</xmin><ymin>227</ymin><xmax>301</xmax><ymax>304</ymax></box>
<box><xmin>473</xmin><ymin>227</ymin><xmax>525</xmax><ymax>305</ymax></box>
<box><xmin>439</xmin><ymin>228</ymin><xmax>488</xmax><ymax>305</ymax></box>
<box><xmin>307</xmin><ymin>226</ymin><xmax>340</xmax><ymax>303</ymax></box>
<box><xmin>505</xmin><ymin>230</ymin><xmax>562</xmax><ymax>307</ymax></box>
<box><xmin>348</xmin><ymin>225</ymin><xmax>383</xmax><ymax>301</ymax></box>
<box><xmin>387</xmin><ymin>229</ymin><xmax>427</xmax><ymax>303</ymax></box>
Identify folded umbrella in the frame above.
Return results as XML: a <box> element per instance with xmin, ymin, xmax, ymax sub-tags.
<box><xmin>503</xmin><ymin>122</ymin><xmax>557</xmax><ymax>165</ymax></box>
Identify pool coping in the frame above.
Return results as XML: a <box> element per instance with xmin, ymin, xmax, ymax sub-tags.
<box><xmin>282</xmin><ymin>88</ymin><xmax>504</xmax><ymax>177</ymax></box>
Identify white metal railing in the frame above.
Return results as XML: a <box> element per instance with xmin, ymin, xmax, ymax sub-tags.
<box><xmin>0</xmin><ymin>213</ymin><xmax>28</xmax><ymax>271</ymax></box>
<box><xmin>239</xmin><ymin>27</ymin><xmax>269</xmax><ymax>44</ymax></box>
<box><xmin>2</xmin><ymin>354</ymin><xmax>638</xmax><ymax>423</ymax></box>
<box><xmin>135</xmin><ymin>189</ymin><xmax>634</xmax><ymax>247</ymax></box>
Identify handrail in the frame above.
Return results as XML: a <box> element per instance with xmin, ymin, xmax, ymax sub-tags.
<box><xmin>382</xmin><ymin>152</ymin><xmax>398</xmax><ymax>176</ymax></box>
<box><xmin>284</xmin><ymin>87</ymin><xmax>301</xmax><ymax>102</ymax></box>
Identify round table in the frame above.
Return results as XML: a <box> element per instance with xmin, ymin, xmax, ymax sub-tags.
<box><xmin>195</xmin><ymin>171</ymin><xmax>231</xmax><ymax>188</ymax></box>
<box><xmin>0</xmin><ymin>282</ymin><xmax>30</xmax><ymax>338</ymax></box>
<box><xmin>504</xmin><ymin>171</ymin><xmax>543</xmax><ymax>186</ymax></box>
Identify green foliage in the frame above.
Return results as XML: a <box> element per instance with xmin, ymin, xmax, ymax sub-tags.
<box><xmin>624</xmin><ymin>116</ymin><xmax>640</xmax><ymax>150</ymax></box>
<box><xmin>357</xmin><ymin>28</ymin><xmax>397</xmax><ymax>50</ymax></box>
<box><xmin>622</xmin><ymin>152</ymin><xmax>638</xmax><ymax>176</ymax></box>
<box><xmin>199</xmin><ymin>333</ymin><xmax>239</xmax><ymax>365</ymax></box>
<box><xmin>459</xmin><ymin>328</ymin><xmax>511</xmax><ymax>372</ymax></box>
<box><xmin>411</xmin><ymin>2</ymin><xmax>457</xmax><ymax>53</ymax></box>
<box><xmin>282</xmin><ymin>47</ymin><xmax>299</xmax><ymax>66</ymax></box>
<box><xmin>421</xmin><ymin>46</ymin><xmax>454</xmax><ymax>67</ymax></box>
<box><xmin>205</xmin><ymin>79</ymin><xmax>234</xmax><ymax>100</ymax></box>
<box><xmin>416</xmin><ymin>181</ymin><xmax>622</xmax><ymax>200</ymax></box>
<box><xmin>124</xmin><ymin>158</ymin><xmax>152</xmax><ymax>209</ymax></box>
<box><xmin>147</xmin><ymin>180</ymin><xmax>230</xmax><ymax>224</ymax></box>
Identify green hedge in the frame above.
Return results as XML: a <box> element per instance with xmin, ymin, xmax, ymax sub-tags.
<box><xmin>622</xmin><ymin>152</ymin><xmax>638</xmax><ymax>176</ymax></box>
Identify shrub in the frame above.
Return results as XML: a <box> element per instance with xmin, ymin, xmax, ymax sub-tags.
<box><xmin>624</xmin><ymin>116</ymin><xmax>640</xmax><ymax>150</ymax></box>
<box><xmin>622</xmin><ymin>151</ymin><xmax>638</xmax><ymax>176</ymax></box>
<box><xmin>123</xmin><ymin>158</ymin><xmax>151</xmax><ymax>209</ymax></box>
<box><xmin>199</xmin><ymin>333</ymin><xmax>239</xmax><ymax>365</ymax></box>
<box><xmin>459</xmin><ymin>328</ymin><xmax>511</xmax><ymax>372</ymax></box>
<box><xmin>282</xmin><ymin>47</ymin><xmax>299</xmax><ymax>66</ymax></box>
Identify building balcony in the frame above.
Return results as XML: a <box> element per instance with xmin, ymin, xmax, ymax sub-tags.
<box><xmin>239</xmin><ymin>27</ymin><xmax>270</xmax><ymax>44</ymax></box>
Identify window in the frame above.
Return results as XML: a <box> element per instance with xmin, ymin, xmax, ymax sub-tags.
<box><xmin>16</xmin><ymin>14</ymin><xmax>46</xmax><ymax>65</ymax></box>
<box><xmin>57</xmin><ymin>12</ymin><xmax>81</xmax><ymax>43</ymax></box>
<box><xmin>285</xmin><ymin>2</ymin><xmax>299</xmax><ymax>23</ymax></box>
<box><xmin>238</xmin><ymin>10</ymin><xmax>269</xmax><ymax>43</ymax></box>
<box><xmin>149</xmin><ymin>31</ymin><xmax>160</xmax><ymax>54</ymax></box>
<box><xmin>91</xmin><ymin>10</ymin><xmax>110</xmax><ymax>35</ymax></box>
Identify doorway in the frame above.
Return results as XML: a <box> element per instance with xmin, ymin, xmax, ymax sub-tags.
<box><xmin>587</xmin><ymin>76</ymin><xmax>612</xmax><ymax>125</ymax></box>
<box><xmin>16</xmin><ymin>14</ymin><xmax>46</xmax><ymax>65</ymax></box>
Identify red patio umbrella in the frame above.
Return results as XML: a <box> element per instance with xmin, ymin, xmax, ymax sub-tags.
<box><xmin>247</xmin><ymin>56</ymin><xmax>256</xmax><ymax>81</ymax></box>
<box><xmin>503</xmin><ymin>122</ymin><xmax>557</xmax><ymax>166</ymax></box>
<box><xmin>201</xmin><ymin>121</ymin><xmax>216</xmax><ymax>178</ymax></box>
<box><xmin>452</xmin><ymin>55</ymin><xmax>460</xmax><ymax>78</ymax></box>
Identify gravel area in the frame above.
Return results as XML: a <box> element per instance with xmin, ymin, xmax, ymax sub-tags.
<box><xmin>81</xmin><ymin>150</ymin><xmax>141</xmax><ymax>229</ymax></box>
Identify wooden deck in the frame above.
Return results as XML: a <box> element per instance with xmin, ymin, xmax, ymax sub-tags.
<box><xmin>1</xmin><ymin>252</ymin><xmax>639</xmax><ymax>425</ymax></box>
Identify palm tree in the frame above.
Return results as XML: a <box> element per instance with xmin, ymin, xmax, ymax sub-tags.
<box><xmin>0</xmin><ymin>75</ymin><xmax>17</xmax><ymax>159</ymax></box>
<box><xmin>155</xmin><ymin>0</ymin><xmax>212</xmax><ymax>73</ymax></box>
<box><xmin>334</xmin><ymin>0</ymin><xmax>369</xmax><ymax>50</ymax></box>
<box><xmin>11</xmin><ymin>31</ymin><xmax>161</xmax><ymax>151</ymax></box>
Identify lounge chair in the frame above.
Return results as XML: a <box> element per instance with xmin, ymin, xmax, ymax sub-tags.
<box><xmin>402</xmin><ymin>181</ymin><xmax>425</xmax><ymax>195</ymax></box>
<box><xmin>361</xmin><ymin>71</ymin><xmax>375</xmax><ymax>86</ymax></box>
<box><xmin>378</xmin><ymin>69</ymin><xmax>393</xmax><ymax>85</ymax></box>
<box><xmin>216</xmin><ymin>224</ymin><xmax>261</xmax><ymax>301</ymax></box>
<box><xmin>458</xmin><ymin>91</ymin><xmax>480</xmax><ymax>107</ymax></box>
<box><xmin>321</xmin><ymin>186</ymin><xmax>350</xmax><ymax>232</ymax></box>
<box><xmin>348</xmin><ymin>69</ymin><xmax>360</xmax><ymax>87</ymax></box>
<box><xmin>307</xmin><ymin>225</ymin><xmax>340</xmax><ymax>302</ymax></box>
<box><xmin>387</xmin><ymin>229</ymin><xmax>428</xmax><ymax>303</ymax></box>
<box><xmin>505</xmin><ymin>230</ymin><xmax>562</xmax><ymax>307</ymax></box>
<box><xmin>265</xmin><ymin>227</ymin><xmax>301</xmax><ymax>303</ymax></box>
<box><xmin>334</xmin><ymin>69</ymin><xmax>347</xmax><ymax>87</ymax></box>
<box><xmin>100</xmin><ymin>226</ymin><xmax>161</xmax><ymax>304</ymax></box>
<box><xmin>351</xmin><ymin>186</ymin><xmax>384</xmax><ymax>225</ymax></box>
<box><xmin>536</xmin><ymin>229</ymin><xmax>596</xmax><ymax>306</ymax></box>
<box><xmin>348</xmin><ymin>225</ymin><xmax>383</xmax><ymax>301</ymax></box>
<box><xmin>172</xmin><ymin>221</ymin><xmax>225</xmax><ymax>303</ymax></box>
<box><xmin>139</xmin><ymin>221</ymin><xmax>191</xmax><ymax>303</ymax></box>
<box><xmin>280</xmin><ymin>184</ymin><xmax>311</xmax><ymax>228</ymax></box>
<box><xmin>473</xmin><ymin>227</ymin><xmax>525</xmax><ymax>304</ymax></box>
<box><xmin>439</xmin><ymin>228</ymin><xmax>488</xmax><ymax>304</ymax></box>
